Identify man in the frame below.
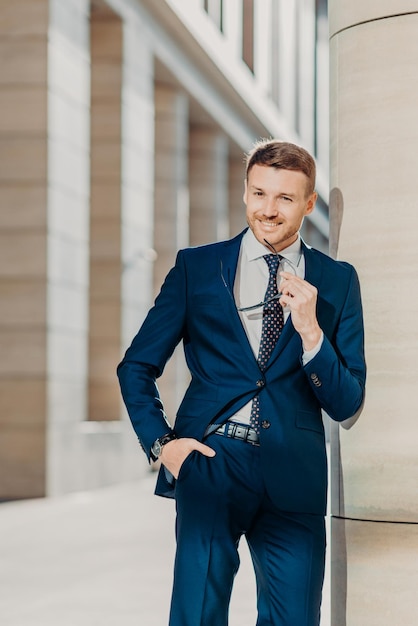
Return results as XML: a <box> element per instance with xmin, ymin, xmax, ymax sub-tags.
<box><xmin>117</xmin><ymin>139</ymin><xmax>366</xmax><ymax>626</ymax></box>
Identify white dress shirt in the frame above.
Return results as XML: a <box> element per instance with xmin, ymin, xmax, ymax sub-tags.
<box><xmin>229</xmin><ymin>229</ymin><xmax>322</xmax><ymax>426</ymax></box>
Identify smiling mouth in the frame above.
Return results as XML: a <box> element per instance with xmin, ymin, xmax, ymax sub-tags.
<box><xmin>259</xmin><ymin>220</ymin><xmax>282</xmax><ymax>227</ymax></box>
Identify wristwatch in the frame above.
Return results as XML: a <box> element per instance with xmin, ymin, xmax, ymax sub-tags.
<box><xmin>150</xmin><ymin>432</ymin><xmax>177</xmax><ymax>461</ymax></box>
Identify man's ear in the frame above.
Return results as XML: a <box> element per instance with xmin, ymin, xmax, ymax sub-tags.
<box><xmin>243</xmin><ymin>178</ymin><xmax>248</xmax><ymax>205</ymax></box>
<box><xmin>305</xmin><ymin>191</ymin><xmax>317</xmax><ymax>216</ymax></box>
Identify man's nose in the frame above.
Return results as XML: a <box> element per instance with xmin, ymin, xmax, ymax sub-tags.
<box><xmin>263</xmin><ymin>197</ymin><xmax>278</xmax><ymax>216</ymax></box>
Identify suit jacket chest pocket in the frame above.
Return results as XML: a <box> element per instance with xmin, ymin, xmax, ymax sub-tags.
<box><xmin>194</xmin><ymin>294</ymin><xmax>222</xmax><ymax>307</ymax></box>
<box><xmin>192</xmin><ymin>294</ymin><xmax>222</xmax><ymax>322</ymax></box>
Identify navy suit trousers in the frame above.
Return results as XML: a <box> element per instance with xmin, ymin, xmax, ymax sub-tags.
<box><xmin>169</xmin><ymin>433</ymin><xmax>326</xmax><ymax>626</ymax></box>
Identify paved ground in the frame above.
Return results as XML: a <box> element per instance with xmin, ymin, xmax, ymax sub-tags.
<box><xmin>0</xmin><ymin>470</ymin><xmax>330</xmax><ymax>625</ymax></box>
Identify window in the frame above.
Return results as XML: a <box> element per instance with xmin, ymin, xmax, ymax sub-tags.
<box><xmin>203</xmin><ymin>0</ymin><xmax>224</xmax><ymax>32</ymax></box>
<box><xmin>242</xmin><ymin>0</ymin><xmax>254</xmax><ymax>72</ymax></box>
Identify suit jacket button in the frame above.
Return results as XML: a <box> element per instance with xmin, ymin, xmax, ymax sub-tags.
<box><xmin>310</xmin><ymin>373</ymin><xmax>322</xmax><ymax>387</ymax></box>
<box><xmin>256</xmin><ymin>379</ymin><xmax>265</xmax><ymax>387</ymax></box>
<box><xmin>261</xmin><ymin>420</ymin><xmax>270</xmax><ymax>429</ymax></box>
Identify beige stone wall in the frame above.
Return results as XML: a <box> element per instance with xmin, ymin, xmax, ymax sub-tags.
<box><xmin>0</xmin><ymin>0</ymin><xmax>49</xmax><ymax>498</ymax></box>
<box><xmin>189</xmin><ymin>128</ymin><xmax>229</xmax><ymax>246</ymax></box>
<box><xmin>229</xmin><ymin>155</ymin><xmax>247</xmax><ymax>237</ymax></box>
<box><xmin>89</xmin><ymin>8</ymin><xmax>122</xmax><ymax>422</ymax></box>
<box><xmin>330</xmin><ymin>2</ymin><xmax>418</xmax><ymax>623</ymax></box>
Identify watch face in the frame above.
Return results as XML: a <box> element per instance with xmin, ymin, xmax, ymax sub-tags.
<box><xmin>152</xmin><ymin>440</ymin><xmax>162</xmax><ymax>458</ymax></box>
<box><xmin>152</xmin><ymin>433</ymin><xmax>176</xmax><ymax>459</ymax></box>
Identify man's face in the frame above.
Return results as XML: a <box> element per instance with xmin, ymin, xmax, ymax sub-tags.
<box><xmin>244</xmin><ymin>165</ymin><xmax>317</xmax><ymax>251</ymax></box>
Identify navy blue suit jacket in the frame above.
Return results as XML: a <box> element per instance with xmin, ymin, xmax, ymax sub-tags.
<box><xmin>117</xmin><ymin>230</ymin><xmax>366</xmax><ymax>515</ymax></box>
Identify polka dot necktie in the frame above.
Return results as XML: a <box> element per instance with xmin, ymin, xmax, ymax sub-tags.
<box><xmin>250</xmin><ymin>254</ymin><xmax>284</xmax><ymax>434</ymax></box>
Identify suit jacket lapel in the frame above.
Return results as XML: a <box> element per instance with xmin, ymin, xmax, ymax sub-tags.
<box><xmin>302</xmin><ymin>241</ymin><xmax>323</xmax><ymax>291</ymax></box>
<box><xmin>219</xmin><ymin>230</ymin><xmax>259</xmax><ymax>365</ymax></box>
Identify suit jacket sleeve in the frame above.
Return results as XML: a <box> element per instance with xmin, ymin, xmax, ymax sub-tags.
<box><xmin>117</xmin><ymin>250</ymin><xmax>188</xmax><ymax>459</ymax></box>
<box><xmin>303</xmin><ymin>263</ymin><xmax>366</xmax><ymax>421</ymax></box>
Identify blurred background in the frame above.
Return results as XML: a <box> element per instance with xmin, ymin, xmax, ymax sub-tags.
<box><xmin>0</xmin><ymin>0</ymin><xmax>329</xmax><ymax>501</ymax></box>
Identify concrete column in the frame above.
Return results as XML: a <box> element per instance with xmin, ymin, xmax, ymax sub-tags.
<box><xmin>315</xmin><ymin>0</ymin><xmax>329</xmax><ymax>171</ymax></box>
<box><xmin>296</xmin><ymin>0</ymin><xmax>316</xmax><ymax>150</ymax></box>
<box><xmin>119</xmin><ymin>15</ymin><xmax>155</xmax><ymax>343</ymax></box>
<box><xmin>277</xmin><ymin>0</ymin><xmax>297</xmax><ymax>128</ymax></box>
<box><xmin>46</xmin><ymin>0</ymin><xmax>92</xmax><ymax>494</ymax></box>
<box><xmin>118</xmin><ymin>10</ymin><xmax>157</xmax><ymax>481</ymax></box>
<box><xmin>254</xmin><ymin>0</ymin><xmax>272</xmax><ymax>96</ymax></box>
<box><xmin>189</xmin><ymin>128</ymin><xmax>229</xmax><ymax>246</ymax></box>
<box><xmin>154</xmin><ymin>85</ymin><xmax>190</xmax><ymax>421</ymax></box>
<box><xmin>0</xmin><ymin>0</ymin><xmax>49</xmax><ymax>498</ymax></box>
<box><xmin>329</xmin><ymin>3</ymin><xmax>418</xmax><ymax>624</ymax></box>
<box><xmin>154</xmin><ymin>86</ymin><xmax>189</xmax><ymax>288</ymax></box>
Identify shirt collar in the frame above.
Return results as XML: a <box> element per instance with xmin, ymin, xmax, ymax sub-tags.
<box><xmin>243</xmin><ymin>228</ymin><xmax>302</xmax><ymax>263</ymax></box>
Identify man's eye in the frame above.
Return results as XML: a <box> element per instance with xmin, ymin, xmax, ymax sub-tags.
<box><xmin>254</xmin><ymin>191</ymin><xmax>263</xmax><ymax>196</ymax></box>
<box><xmin>282</xmin><ymin>196</ymin><xmax>292</xmax><ymax>202</ymax></box>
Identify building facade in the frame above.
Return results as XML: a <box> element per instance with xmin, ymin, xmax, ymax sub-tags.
<box><xmin>0</xmin><ymin>0</ymin><xmax>329</xmax><ymax>499</ymax></box>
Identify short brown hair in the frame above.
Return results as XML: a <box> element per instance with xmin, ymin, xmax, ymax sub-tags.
<box><xmin>245</xmin><ymin>139</ymin><xmax>316</xmax><ymax>196</ymax></box>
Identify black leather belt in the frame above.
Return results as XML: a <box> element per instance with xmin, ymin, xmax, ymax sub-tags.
<box><xmin>214</xmin><ymin>422</ymin><xmax>260</xmax><ymax>446</ymax></box>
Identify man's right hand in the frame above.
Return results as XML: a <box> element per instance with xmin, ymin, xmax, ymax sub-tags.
<box><xmin>160</xmin><ymin>437</ymin><xmax>216</xmax><ymax>479</ymax></box>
